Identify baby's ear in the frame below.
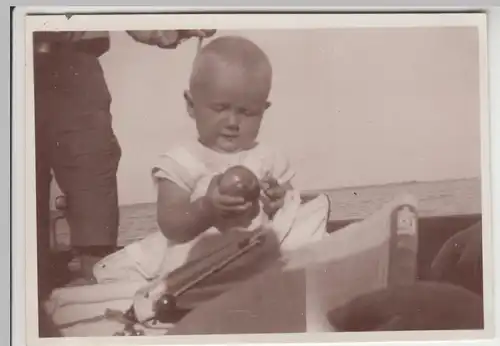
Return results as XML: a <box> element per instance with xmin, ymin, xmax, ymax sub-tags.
<box><xmin>184</xmin><ymin>90</ymin><xmax>195</xmax><ymax>118</ymax></box>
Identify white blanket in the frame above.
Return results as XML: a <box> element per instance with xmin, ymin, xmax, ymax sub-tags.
<box><xmin>44</xmin><ymin>191</ymin><xmax>332</xmax><ymax>337</ymax></box>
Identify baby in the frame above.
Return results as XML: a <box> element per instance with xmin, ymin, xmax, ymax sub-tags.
<box><xmin>152</xmin><ymin>35</ymin><xmax>294</xmax><ymax>245</ymax></box>
<box><xmin>93</xmin><ymin>36</ymin><xmax>329</xmax><ymax>291</ymax></box>
<box><xmin>89</xmin><ymin>37</ymin><xmax>330</xmax><ymax>324</ymax></box>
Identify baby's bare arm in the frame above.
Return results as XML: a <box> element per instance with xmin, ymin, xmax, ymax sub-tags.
<box><xmin>156</xmin><ymin>179</ymin><xmax>214</xmax><ymax>244</ymax></box>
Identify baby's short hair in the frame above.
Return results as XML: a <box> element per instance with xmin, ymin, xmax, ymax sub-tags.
<box><xmin>189</xmin><ymin>35</ymin><xmax>272</xmax><ymax>95</ymax></box>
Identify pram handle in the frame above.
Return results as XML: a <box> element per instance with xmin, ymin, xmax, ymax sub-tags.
<box><xmin>123</xmin><ymin>231</ymin><xmax>268</xmax><ymax>326</ymax></box>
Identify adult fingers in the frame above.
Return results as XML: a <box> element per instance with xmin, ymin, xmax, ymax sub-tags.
<box><xmin>183</xmin><ymin>29</ymin><xmax>217</xmax><ymax>38</ymax></box>
<box><xmin>155</xmin><ymin>30</ymin><xmax>182</xmax><ymax>48</ymax></box>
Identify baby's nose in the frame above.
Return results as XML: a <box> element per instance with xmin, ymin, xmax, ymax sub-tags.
<box><xmin>226</xmin><ymin>113</ymin><xmax>241</xmax><ymax>129</ymax></box>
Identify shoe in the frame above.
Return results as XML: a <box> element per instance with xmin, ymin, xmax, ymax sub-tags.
<box><xmin>65</xmin><ymin>246</ymin><xmax>122</xmax><ymax>286</ymax></box>
<box><xmin>38</xmin><ymin>250</ymin><xmax>74</xmax><ymax>299</ymax></box>
<box><xmin>65</xmin><ymin>254</ymin><xmax>100</xmax><ymax>286</ymax></box>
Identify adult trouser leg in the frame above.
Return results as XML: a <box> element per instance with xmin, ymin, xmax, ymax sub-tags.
<box><xmin>36</xmin><ymin>47</ymin><xmax>121</xmax><ymax>281</ymax></box>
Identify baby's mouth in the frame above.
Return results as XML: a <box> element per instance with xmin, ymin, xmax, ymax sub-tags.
<box><xmin>220</xmin><ymin>133</ymin><xmax>239</xmax><ymax>141</ymax></box>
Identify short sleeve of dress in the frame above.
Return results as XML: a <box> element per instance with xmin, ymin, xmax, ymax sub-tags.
<box><xmin>271</xmin><ymin>149</ymin><xmax>296</xmax><ymax>185</ymax></box>
<box><xmin>151</xmin><ymin>146</ymin><xmax>201</xmax><ymax>192</ymax></box>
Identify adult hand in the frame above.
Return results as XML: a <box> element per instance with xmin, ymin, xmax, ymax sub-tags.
<box><xmin>127</xmin><ymin>29</ymin><xmax>216</xmax><ymax>49</ymax></box>
<box><xmin>429</xmin><ymin>221</ymin><xmax>483</xmax><ymax>294</ymax></box>
<box><xmin>178</xmin><ymin>29</ymin><xmax>217</xmax><ymax>39</ymax></box>
<box><xmin>327</xmin><ymin>282</ymin><xmax>483</xmax><ymax>332</ymax></box>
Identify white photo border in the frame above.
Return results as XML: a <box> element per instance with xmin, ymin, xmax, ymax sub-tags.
<box><xmin>11</xmin><ymin>7</ymin><xmax>499</xmax><ymax>346</ymax></box>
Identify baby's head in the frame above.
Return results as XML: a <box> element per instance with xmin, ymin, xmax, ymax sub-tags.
<box><xmin>184</xmin><ymin>36</ymin><xmax>273</xmax><ymax>153</ymax></box>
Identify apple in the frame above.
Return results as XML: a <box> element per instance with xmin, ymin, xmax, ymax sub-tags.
<box><xmin>218</xmin><ymin>165</ymin><xmax>261</xmax><ymax>202</ymax></box>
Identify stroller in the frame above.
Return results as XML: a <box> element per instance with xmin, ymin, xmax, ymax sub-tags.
<box><xmin>43</xmin><ymin>192</ymin><xmax>420</xmax><ymax>336</ymax></box>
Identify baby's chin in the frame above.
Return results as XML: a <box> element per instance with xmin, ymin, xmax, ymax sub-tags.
<box><xmin>213</xmin><ymin>139</ymin><xmax>253</xmax><ymax>153</ymax></box>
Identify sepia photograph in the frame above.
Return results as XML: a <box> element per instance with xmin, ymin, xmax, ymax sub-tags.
<box><xmin>18</xmin><ymin>11</ymin><xmax>492</xmax><ymax>345</ymax></box>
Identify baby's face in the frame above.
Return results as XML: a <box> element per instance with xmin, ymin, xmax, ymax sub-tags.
<box><xmin>187</xmin><ymin>64</ymin><xmax>271</xmax><ymax>153</ymax></box>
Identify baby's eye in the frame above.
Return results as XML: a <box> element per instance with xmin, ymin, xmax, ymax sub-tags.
<box><xmin>211</xmin><ymin>104</ymin><xmax>228</xmax><ymax>112</ymax></box>
<box><xmin>238</xmin><ymin>108</ymin><xmax>258</xmax><ymax>117</ymax></box>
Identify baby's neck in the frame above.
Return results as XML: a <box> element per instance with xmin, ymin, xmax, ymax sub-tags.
<box><xmin>197</xmin><ymin>139</ymin><xmax>259</xmax><ymax>154</ymax></box>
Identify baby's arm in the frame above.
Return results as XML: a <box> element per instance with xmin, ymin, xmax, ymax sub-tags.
<box><xmin>156</xmin><ymin>175</ymin><xmax>253</xmax><ymax>243</ymax></box>
<box><xmin>156</xmin><ymin>178</ymin><xmax>214</xmax><ymax>244</ymax></box>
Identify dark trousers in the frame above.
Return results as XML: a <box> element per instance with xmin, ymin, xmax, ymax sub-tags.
<box><xmin>34</xmin><ymin>45</ymin><xmax>121</xmax><ymax>298</ymax></box>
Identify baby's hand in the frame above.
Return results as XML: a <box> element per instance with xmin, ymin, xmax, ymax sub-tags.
<box><xmin>260</xmin><ymin>176</ymin><xmax>288</xmax><ymax>217</ymax></box>
<box><xmin>205</xmin><ymin>174</ymin><xmax>253</xmax><ymax>220</ymax></box>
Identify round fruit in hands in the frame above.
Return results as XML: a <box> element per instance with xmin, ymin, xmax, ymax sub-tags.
<box><xmin>218</xmin><ymin>166</ymin><xmax>261</xmax><ymax>202</ymax></box>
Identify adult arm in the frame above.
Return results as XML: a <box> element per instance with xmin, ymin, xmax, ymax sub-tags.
<box><xmin>33</xmin><ymin>29</ymin><xmax>216</xmax><ymax>56</ymax></box>
<box><xmin>127</xmin><ymin>29</ymin><xmax>216</xmax><ymax>48</ymax></box>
